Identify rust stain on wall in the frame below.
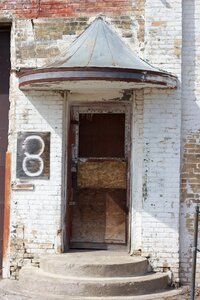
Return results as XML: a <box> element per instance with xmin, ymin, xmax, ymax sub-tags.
<box><xmin>174</xmin><ymin>39</ymin><xmax>181</xmax><ymax>58</ymax></box>
<box><xmin>2</xmin><ymin>152</ymin><xmax>11</xmax><ymax>266</ymax></box>
<box><xmin>151</xmin><ymin>21</ymin><xmax>167</xmax><ymax>27</ymax></box>
<box><xmin>77</xmin><ymin>160</ymin><xmax>127</xmax><ymax>189</ymax></box>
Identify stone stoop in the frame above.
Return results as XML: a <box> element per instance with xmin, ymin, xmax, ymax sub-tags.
<box><xmin>17</xmin><ymin>250</ymin><xmax>177</xmax><ymax>299</ymax></box>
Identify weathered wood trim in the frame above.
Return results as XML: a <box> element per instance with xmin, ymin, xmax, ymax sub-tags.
<box><xmin>2</xmin><ymin>152</ymin><xmax>11</xmax><ymax>278</ymax></box>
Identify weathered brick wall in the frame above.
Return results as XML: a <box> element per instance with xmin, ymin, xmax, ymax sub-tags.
<box><xmin>6</xmin><ymin>7</ymin><xmax>147</xmax><ymax>278</ymax></box>
<box><xmin>181</xmin><ymin>133</ymin><xmax>200</xmax><ymax>285</ymax></box>
<box><xmin>180</xmin><ymin>0</ymin><xmax>200</xmax><ymax>286</ymax></box>
<box><xmin>13</xmin><ymin>16</ymin><xmax>137</xmax><ymax>69</ymax></box>
<box><xmin>0</xmin><ymin>0</ymin><xmax>133</xmax><ymax>19</ymax></box>
<box><xmin>0</xmin><ymin>0</ymin><xmax>191</xmax><ymax>285</ymax></box>
<box><xmin>142</xmin><ymin>0</ymin><xmax>182</xmax><ymax>282</ymax></box>
<box><xmin>8</xmin><ymin>73</ymin><xmax>64</xmax><ymax>278</ymax></box>
<box><xmin>142</xmin><ymin>88</ymin><xmax>181</xmax><ymax>281</ymax></box>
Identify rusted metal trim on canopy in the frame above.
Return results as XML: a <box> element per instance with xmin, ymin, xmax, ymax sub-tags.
<box><xmin>19</xmin><ymin>68</ymin><xmax>177</xmax><ymax>90</ymax></box>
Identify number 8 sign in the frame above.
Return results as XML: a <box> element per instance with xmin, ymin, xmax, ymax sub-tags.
<box><xmin>17</xmin><ymin>132</ymin><xmax>50</xmax><ymax>179</ymax></box>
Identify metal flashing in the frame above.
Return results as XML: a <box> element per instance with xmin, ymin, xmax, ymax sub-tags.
<box><xmin>19</xmin><ymin>17</ymin><xmax>177</xmax><ymax>90</ymax></box>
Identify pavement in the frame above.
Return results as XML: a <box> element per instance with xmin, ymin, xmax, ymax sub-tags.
<box><xmin>0</xmin><ymin>279</ymin><xmax>36</xmax><ymax>300</ymax></box>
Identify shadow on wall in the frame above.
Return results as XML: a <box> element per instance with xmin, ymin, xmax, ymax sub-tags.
<box><xmin>142</xmin><ymin>85</ymin><xmax>181</xmax><ymax>266</ymax></box>
<box><xmin>160</xmin><ymin>0</ymin><xmax>171</xmax><ymax>9</ymax></box>
<box><xmin>180</xmin><ymin>0</ymin><xmax>200</xmax><ymax>285</ymax></box>
<box><xmin>20</xmin><ymin>90</ymin><xmax>63</xmax><ymax>139</ymax></box>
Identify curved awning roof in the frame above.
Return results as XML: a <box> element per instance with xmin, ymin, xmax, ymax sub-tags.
<box><xmin>19</xmin><ymin>17</ymin><xmax>177</xmax><ymax>91</ymax></box>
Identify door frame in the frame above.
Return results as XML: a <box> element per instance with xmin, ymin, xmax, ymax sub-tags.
<box><xmin>1</xmin><ymin>25</ymin><xmax>11</xmax><ymax>278</ymax></box>
<box><xmin>65</xmin><ymin>101</ymin><xmax>132</xmax><ymax>251</ymax></box>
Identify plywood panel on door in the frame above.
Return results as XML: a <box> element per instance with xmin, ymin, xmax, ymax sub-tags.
<box><xmin>77</xmin><ymin>160</ymin><xmax>126</xmax><ymax>189</ymax></box>
<box><xmin>71</xmin><ymin>189</ymin><xmax>126</xmax><ymax>244</ymax></box>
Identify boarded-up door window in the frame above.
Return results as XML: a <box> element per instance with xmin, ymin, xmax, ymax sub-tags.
<box><xmin>79</xmin><ymin>113</ymin><xmax>125</xmax><ymax>158</ymax></box>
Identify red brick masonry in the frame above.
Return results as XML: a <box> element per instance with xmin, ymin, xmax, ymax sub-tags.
<box><xmin>0</xmin><ymin>0</ymin><xmax>132</xmax><ymax>18</ymax></box>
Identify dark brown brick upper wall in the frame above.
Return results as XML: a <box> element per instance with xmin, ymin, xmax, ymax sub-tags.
<box><xmin>0</xmin><ymin>0</ymin><xmax>133</xmax><ymax>19</ymax></box>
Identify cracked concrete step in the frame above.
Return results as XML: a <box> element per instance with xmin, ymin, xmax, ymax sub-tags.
<box><xmin>19</xmin><ymin>266</ymin><xmax>169</xmax><ymax>297</ymax></box>
<box><xmin>40</xmin><ymin>251</ymin><xmax>149</xmax><ymax>277</ymax></box>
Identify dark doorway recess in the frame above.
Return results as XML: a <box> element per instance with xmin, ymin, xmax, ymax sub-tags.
<box><xmin>0</xmin><ymin>27</ymin><xmax>10</xmax><ymax>274</ymax></box>
<box><xmin>67</xmin><ymin>108</ymin><xmax>129</xmax><ymax>250</ymax></box>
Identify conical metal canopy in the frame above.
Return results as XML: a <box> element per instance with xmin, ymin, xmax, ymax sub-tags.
<box><xmin>46</xmin><ymin>17</ymin><xmax>157</xmax><ymax>71</ymax></box>
<box><xmin>19</xmin><ymin>17</ymin><xmax>177</xmax><ymax>90</ymax></box>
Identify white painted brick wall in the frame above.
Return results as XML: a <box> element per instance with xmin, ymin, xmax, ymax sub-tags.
<box><xmin>8</xmin><ymin>73</ymin><xmax>64</xmax><ymax>274</ymax></box>
<box><xmin>180</xmin><ymin>0</ymin><xmax>200</xmax><ymax>285</ymax></box>
<box><xmin>142</xmin><ymin>88</ymin><xmax>181</xmax><ymax>280</ymax></box>
<box><xmin>142</xmin><ymin>0</ymin><xmax>182</xmax><ymax>281</ymax></box>
<box><xmin>145</xmin><ymin>0</ymin><xmax>182</xmax><ymax>76</ymax></box>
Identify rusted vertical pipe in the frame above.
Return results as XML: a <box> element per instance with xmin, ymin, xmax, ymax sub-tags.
<box><xmin>2</xmin><ymin>152</ymin><xmax>11</xmax><ymax>278</ymax></box>
<box><xmin>191</xmin><ymin>206</ymin><xmax>199</xmax><ymax>300</ymax></box>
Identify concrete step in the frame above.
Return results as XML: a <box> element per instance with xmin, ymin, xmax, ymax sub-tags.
<box><xmin>40</xmin><ymin>250</ymin><xmax>149</xmax><ymax>277</ymax></box>
<box><xmin>19</xmin><ymin>266</ymin><xmax>169</xmax><ymax>297</ymax></box>
<box><xmin>0</xmin><ymin>279</ymin><xmax>187</xmax><ymax>300</ymax></box>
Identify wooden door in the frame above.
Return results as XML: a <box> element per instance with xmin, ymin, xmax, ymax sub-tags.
<box><xmin>68</xmin><ymin>107</ymin><xmax>129</xmax><ymax>249</ymax></box>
